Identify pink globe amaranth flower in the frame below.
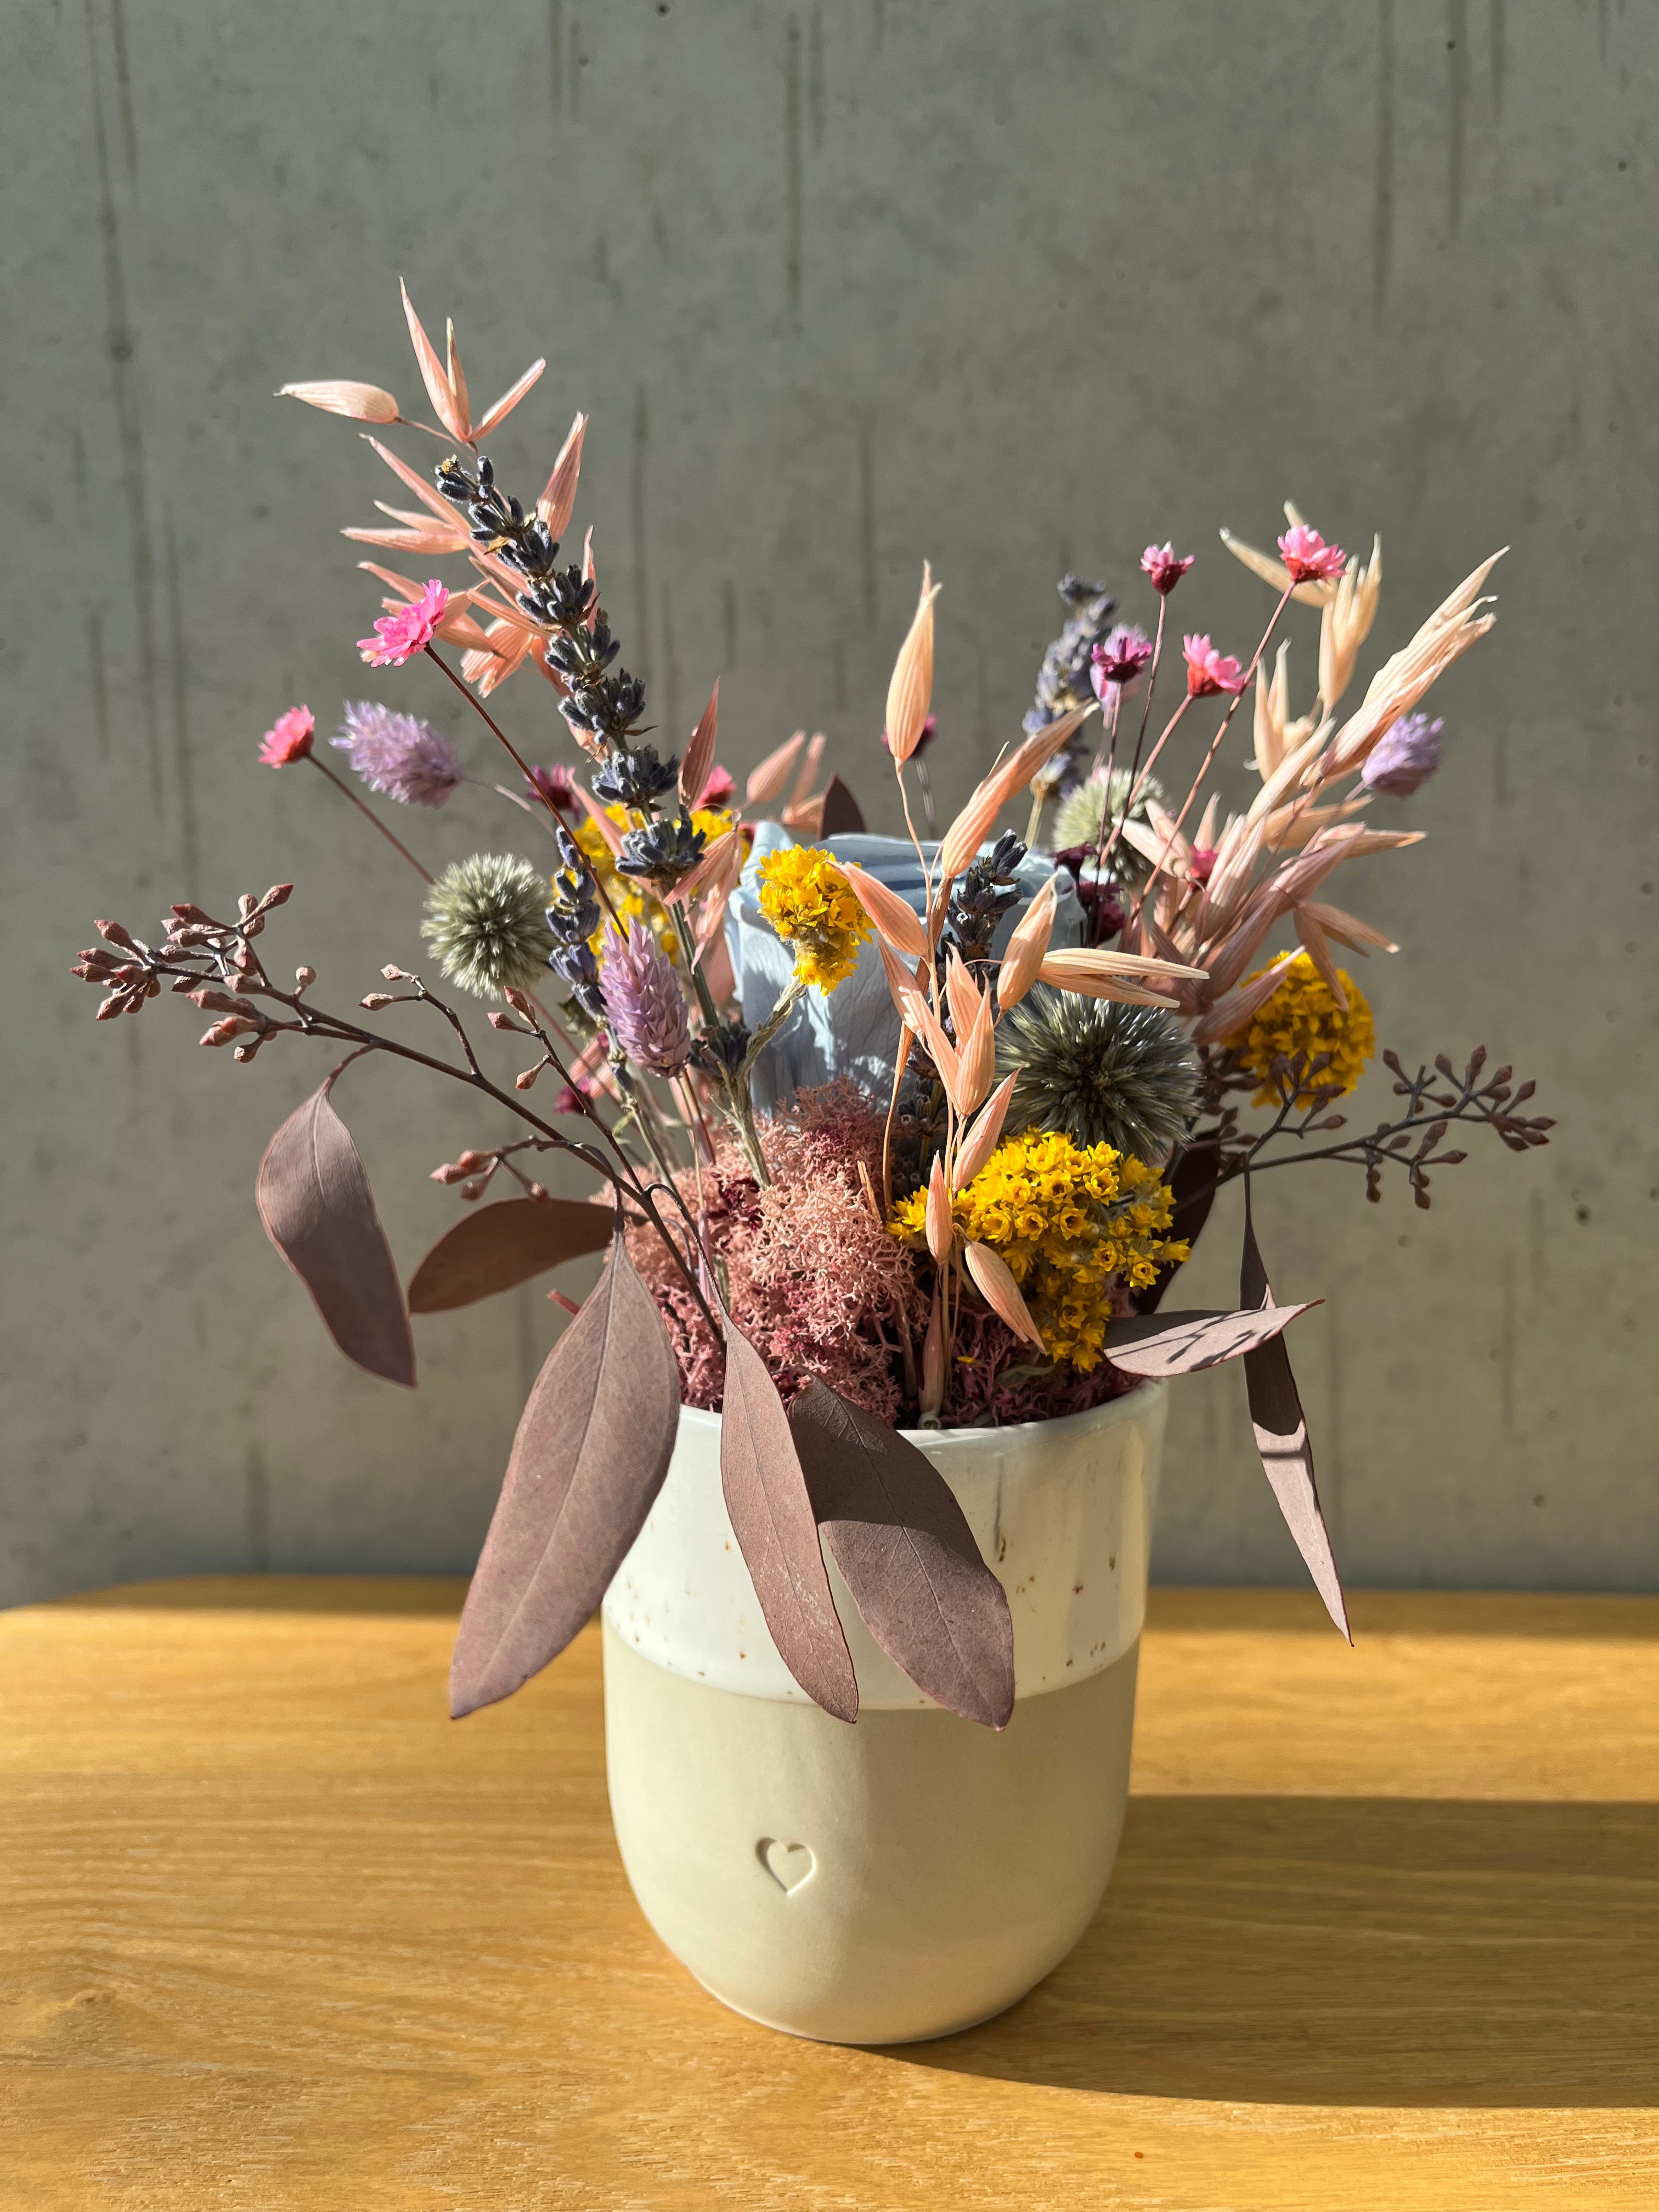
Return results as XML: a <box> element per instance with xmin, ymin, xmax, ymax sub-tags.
<box><xmin>527</xmin><ymin>761</ymin><xmax>578</xmax><ymax>810</ymax></box>
<box><xmin>1183</xmin><ymin>635</ymin><xmax>1248</xmax><ymax>697</ymax></box>
<box><xmin>357</xmin><ymin>580</ymin><xmax>449</xmax><ymax>668</ymax></box>
<box><xmin>259</xmin><ymin>705</ymin><xmax>315</xmax><ymax>766</ymax></box>
<box><xmin>697</xmin><ymin>763</ymin><xmax>737</xmax><ymax>808</ymax></box>
<box><xmin>1141</xmin><ymin>543</ymin><xmax>1194</xmax><ymax>595</ymax></box>
<box><xmin>1278</xmin><ymin>524</ymin><xmax>1347</xmax><ymax>584</ymax></box>
<box><xmin>335</xmin><ymin>702</ymin><xmax>464</xmax><ymax>807</ymax></box>
<box><xmin>598</xmin><ymin>920</ymin><xmax>692</xmax><ymax>1079</ymax></box>
<box><xmin>1090</xmin><ymin>624</ymin><xmax>1155</xmax><ymax>699</ymax></box>
<box><xmin>1362</xmin><ymin>712</ymin><xmax>1443</xmax><ymax>798</ymax></box>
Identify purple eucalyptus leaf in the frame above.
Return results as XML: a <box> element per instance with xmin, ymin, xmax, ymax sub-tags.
<box><xmin>408</xmin><ymin>1197</ymin><xmax>614</xmax><ymax>1313</ymax></box>
<box><xmin>790</xmin><ymin>1379</ymin><xmax>1014</xmax><ymax>1729</ymax></box>
<box><xmin>720</xmin><ymin>1327</ymin><xmax>859</xmax><ymax>1724</ymax></box>
<box><xmin>1103</xmin><ymin>1301</ymin><xmax>1316</xmax><ymax>1378</ymax></box>
<box><xmin>817</xmin><ymin>774</ymin><xmax>868</xmax><ymax>837</ymax></box>
<box><xmin>256</xmin><ymin>1077</ymin><xmax>415</xmax><ymax>1386</ymax></box>
<box><xmin>449</xmin><ymin>1232</ymin><xmax>680</xmax><ymax>1717</ymax></box>
<box><xmin>1241</xmin><ymin>1194</ymin><xmax>1350</xmax><ymax>1640</ymax></box>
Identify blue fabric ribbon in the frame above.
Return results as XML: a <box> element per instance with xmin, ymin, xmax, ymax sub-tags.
<box><xmin>726</xmin><ymin>825</ymin><xmax>1084</xmax><ymax>1111</ymax></box>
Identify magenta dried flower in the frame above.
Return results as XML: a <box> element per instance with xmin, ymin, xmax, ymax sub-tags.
<box><xmin>335</xmin><ymin>702</ymin><xmax>464</xmax><ymax>808</ymax></box>
<box><xmin>1363</xmin><ymin>712</ymin><xmax>1444</xmax><ymax>798</ymax></box>
<box><xmin>598</xmin><ymin>921</ymin><xmax>691</xmax><ymax>1077</ymax></box>
<box><xmin>1089</xmin><ymin>624</ymin><xmax>1155</xmax><ymax>699</ymax></box>
<box><xmin>527</xmin><ymin>761</ymin><xmax>578</xmax><ymax>810</ymax></box>
<box><xmin>1141</xmin><ymin>542</ymin><xmax>1194</xmax><ymax>595</ymax></box>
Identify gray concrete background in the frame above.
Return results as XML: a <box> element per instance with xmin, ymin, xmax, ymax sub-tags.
<box><xmin>4</xmin><ymin>1</ymin><xmax>1654</xmax><ymax>1606</ymax></box>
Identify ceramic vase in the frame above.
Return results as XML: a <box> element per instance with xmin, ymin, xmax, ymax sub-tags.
<box><xmin>601</xmin><ymin>1380</ymin><xmax>1167</xmax><ymax>2046</ymax></box>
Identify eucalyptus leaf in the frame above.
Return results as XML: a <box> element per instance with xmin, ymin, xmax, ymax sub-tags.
<box><xmin>790</xmin><ymin>1379</ymin><xmax>1014</xmax><ymax>1729</ymax></box>
<box><xmin>1242</xmin><ymin>1193</ymin><xmax>1350</xmax><ymax>1640</ymax></box>
<box><xmin>1103</xmin><ymin>1301</ymin><xmax>1316</xmax><ymax>1378</ymax></box>
<box><xmin>408</xmin><ymin>1197</ymin><xmax>614</xmax><ymax>1314</ymax></box>
<box><xmin>450</xmin><ymin>1232</ymin><xmax>680</xmax><ymax>1717</ymax></box>
<box><xmin>720</xmin><ymin>1328</ymin><xmax>859</xmax><ymax>1723</ymax></box>
<box><xmin>256</xmin><ymin>1076</ymin><xmax>415</xmax><ymax>1386</ymax></box>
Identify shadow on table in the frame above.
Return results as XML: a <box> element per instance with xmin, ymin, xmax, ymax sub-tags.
<box><xmin>893</xmin><ymin>1795</ymin><xmax>1659</xmax><ymax>2108</ymax></box>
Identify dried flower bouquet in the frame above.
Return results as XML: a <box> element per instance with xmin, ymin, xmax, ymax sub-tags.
<box><xmin>74</xmin><ymin>289</ymin><xmax>1550</xmax><ymax>1730</ymax></box>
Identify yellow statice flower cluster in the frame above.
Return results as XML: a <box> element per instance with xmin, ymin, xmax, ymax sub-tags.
<box><xmin>757</xmin><ymin>844</ymin><xmax>872</xmax><ymax>993</ymax></box>
<box><xmin>573</xmin><ymin>805</ymin><xmax>733</xmax><ymax>966</ymax></box>
<box><xmin>1237</xmin><ymin>949</ymin><xmax>1375</xmax><ymax>1107</ymax></box>
<box><xmin>890</xmin><ymin>1130</ymin><xmax>1188</xmax><ymax>1371</ymax></box>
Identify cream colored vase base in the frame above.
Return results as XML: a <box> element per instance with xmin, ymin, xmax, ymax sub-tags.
<box><xmin>600</xmin><ymin>1384</ymin><xmax>1167</xmax><ymax>2046</ymax></box>
<box><xmin>604</xmin><ymin>1623</ymin><xmax>1140</xmax><ymax>2045</ymax></box>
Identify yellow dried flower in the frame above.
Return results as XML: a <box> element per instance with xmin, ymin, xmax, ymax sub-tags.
<box><xmin>1237</xmin><ymin>950</ymin><xmax>1375</xmax><ymax>1105</ymax></box>
<box><xmin>889</xmin><ymin>1130</ymin><xmax>1188</xmax><ymax>1372</ymax></box>
<box><xmin>757</xmin><ymin>844</ymin><xmax>872</xmax><ymax>994</ymax></box>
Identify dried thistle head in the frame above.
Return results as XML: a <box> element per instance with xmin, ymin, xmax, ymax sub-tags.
<box><xmin>995</xmin><ymin>988</ymin><xmax>1198</xmax><ymax>1164</ymax></box>
<box><xmin>421</xmin><ymin>853</ymin><xmax>554</xmax><ymax>999</ymax></box>
<box><xmin>1049</xmin><ymin>765</ymin><xmax>1162</xmax><ymax>859</ymax></box>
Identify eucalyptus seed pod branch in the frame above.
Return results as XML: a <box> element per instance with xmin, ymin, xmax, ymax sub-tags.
<box><xmin>77</xmin><ymin>897</ymin><xmax>723</xmax><ymax>1341</ymax></box>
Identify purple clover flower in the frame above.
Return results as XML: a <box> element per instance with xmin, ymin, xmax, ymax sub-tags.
<box><xmin>1362</xmin><ymin>712</ymin><xmax>1444</xmax><ymax>798</ymax></box>
<box><xmin>335</xmin><ymin>702</ymin><xmax>464</xmax><ymax>808</ymax></box>
<box><xmin>598</xmin><ymin>920</ymin><xmax>691</xmax><ymax>1078</ymax></box>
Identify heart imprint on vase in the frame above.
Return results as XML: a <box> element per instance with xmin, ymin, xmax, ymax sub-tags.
<box><xmin>756</xmin><ymin>1837</ymin><xmax>816</xmax><ymax>1895</ymax></box>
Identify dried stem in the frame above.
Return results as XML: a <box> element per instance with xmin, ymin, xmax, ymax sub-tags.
<box><xmin>306</xmin><ymin>756</ymin><xmax>435</xmax><ymax>882</ymax></box>
<box><xmin>1130</xmin><ymin>583</ymin><xmax>1296</xmax><ymax>931</ymax></box>
<box><xmin>94</xmin><ymin>899</ymin><xmax>721</xmax><ymax>1340</ymax></box>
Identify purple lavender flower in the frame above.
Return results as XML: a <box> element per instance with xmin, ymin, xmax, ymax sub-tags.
<box><xmin>598</xmin><ymin>921</ymin><xmax>691</xmax><ymax>1078</ymax></box>
<box><xmin>335</xmin><ymin>702</ymin><xmax>464</xmax><ymax>808</ymax></box>
<box><xmin>1362</xmin><ymin>712</ymin><xmax>1444</xmax><ymax>798</ymax></box>
<box><xmin>1090</xmin><ymin>624</ymin><xmax>1155</xmax><ymax>700</ymax></box>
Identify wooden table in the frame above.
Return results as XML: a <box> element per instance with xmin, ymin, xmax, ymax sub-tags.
<box><xmin>3</xmin><ymin>1582</ymin><xmax>1656</xmax><ymax>2211</ymax></box>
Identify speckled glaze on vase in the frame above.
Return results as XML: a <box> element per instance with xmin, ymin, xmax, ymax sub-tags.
<box><xmin>600</xmin><ymin>1381</ymin><xmax>1167</xmax><ymax>2046</ymax></box>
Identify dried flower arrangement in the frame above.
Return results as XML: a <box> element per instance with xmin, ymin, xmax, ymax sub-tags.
<box><xmin>73</xmin><ymin>289</ymin><xmax>1551</xmax><ymax>1730</ymax></box>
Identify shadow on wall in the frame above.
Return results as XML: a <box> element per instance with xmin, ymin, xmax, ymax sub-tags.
<box><xmin>890</xmin><ymin>1792</ymin><xmax>1659</xmax><ymax>2108</ymax></box>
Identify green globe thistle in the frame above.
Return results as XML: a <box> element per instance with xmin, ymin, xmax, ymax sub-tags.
<box><xmin>995</xmin><ymin>987</ymin><xmax>1198</xmax><ymax>1164</ymax></box>
<box><xmin>421</xmin><ymin>853</ymin><xmax>554</xmax><ymax>1000</ymax></box>
<box><xmin>1049</xmin><ymin>765</ymin><xmax>1162</xmax><ymax>861</ymax></box>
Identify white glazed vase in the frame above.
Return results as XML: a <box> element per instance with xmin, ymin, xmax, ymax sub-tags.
<box><xmin>601</xmin><ymin>1380</ymin><xmax>1168</xmax><ymax>2046</ymax></box>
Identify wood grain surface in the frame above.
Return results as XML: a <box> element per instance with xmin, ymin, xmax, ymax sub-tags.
<box><xmin>2</xmin><ymin>1580</ymin><xmax>1656</xmax><ymax>2211</ymax></box>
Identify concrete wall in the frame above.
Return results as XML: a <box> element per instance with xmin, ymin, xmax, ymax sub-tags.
<box><xmin>4</xmin><ymin>0</ymin><xmax>1654</xmax><ymax>1606</ymax></box>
